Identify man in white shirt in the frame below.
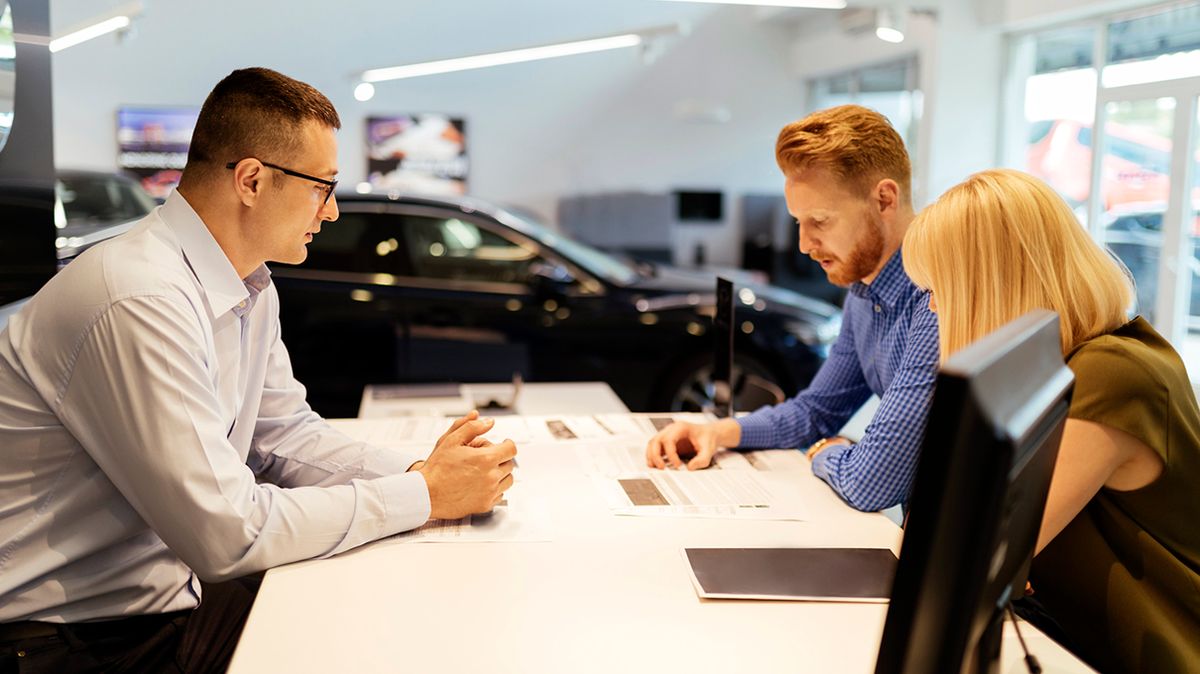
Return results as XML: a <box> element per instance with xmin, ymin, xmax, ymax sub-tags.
<box><xmin>0</xmin><ymin>68</ymin><xmax>515</xmax><ymax>672</ymax></box>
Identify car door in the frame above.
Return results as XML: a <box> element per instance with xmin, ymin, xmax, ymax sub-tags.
<box><xmin>271</xmin><ymin>206</ymin><xmax>414</xmax><ymax>417</ymax></box>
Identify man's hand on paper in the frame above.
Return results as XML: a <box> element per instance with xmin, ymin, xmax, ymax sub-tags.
<box><xmin>645</xmin><ymin>418</ymin><xmax>742</xmax><ymax>471</ymax></box>
<box><xmin>418</xmin><ymin>415</ymin><xmax>518</xmax><ymax>520</ymax></box>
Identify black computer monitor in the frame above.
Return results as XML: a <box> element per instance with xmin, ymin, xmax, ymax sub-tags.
<box><xmin>875</xmin><ymin>309</ymin><xmax>1075</xmax><ymax>674</ymax></box>
<box><xmin>712</xmin><ymin>277</ymin><xmax>734</xmax><ymax>419</ymax></box>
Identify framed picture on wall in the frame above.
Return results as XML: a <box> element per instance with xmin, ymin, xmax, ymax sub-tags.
<box><xmin>366</xmin><ymin>114</ymin><xmax>467</xmax><ymax>195</ymax></box>
<box><xmin>116</xmin><ymin>106</ymin><xmax>199</xmax><ymax>201</ymax></box>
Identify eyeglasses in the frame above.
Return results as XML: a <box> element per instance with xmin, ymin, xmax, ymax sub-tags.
<box><xmin>225</xmin><ymin>159</ymin><xmax>338</xmax><ymax>205</ymax></box>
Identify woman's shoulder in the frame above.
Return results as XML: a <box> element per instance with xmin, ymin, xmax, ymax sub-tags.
<box><xmin>1067</xmin><ymin>317</ymin><xmax>1176</xmax><ymax>385</ymax></box>
<box><xmin>1066</xmin><ymin>318</ymin><xmax>1178</xmax><ymax>439</ymax></box>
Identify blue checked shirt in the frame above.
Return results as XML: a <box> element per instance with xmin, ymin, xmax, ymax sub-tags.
<box><xmin>736</xmin><ymin>250</ymin><xmax>939</xmax><ymax>511</ymax></box>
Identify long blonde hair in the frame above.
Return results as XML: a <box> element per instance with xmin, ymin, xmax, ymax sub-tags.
<box><xmin>903</xmin><ymin>168</ymin><xmax>1133</xmax><ymax>359</ymax></box>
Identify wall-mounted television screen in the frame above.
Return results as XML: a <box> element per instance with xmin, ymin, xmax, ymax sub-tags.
<box><xmin>366</xmin><ymin>114</ymin><xmax>467</xmax><ymax>196</ymax></box>
<box><xmin>116</xmin><ymin>106</ymin><xmax>199</xmax><ymax>200</ymax></box>
<box><xmin>674</xmin><ymin>190</ymin><xmax>723</xmax><ymax>223</ymax></box>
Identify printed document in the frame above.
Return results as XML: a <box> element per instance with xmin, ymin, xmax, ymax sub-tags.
<box><xmin>394</xmin><ymin>480</ymin><xmax>549</xmax><ymax>543</ymax></box>
<box><xmin>586</xmin><ymin>463</ymin><xmax>807</xmax><ymax>521</ymax></box>
<box><xmin>574</xmin><ymin>441</ymin><xmax>807</xmax><ymax>477</ymax></box>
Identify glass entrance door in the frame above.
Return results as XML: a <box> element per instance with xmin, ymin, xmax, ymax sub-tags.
<box><xmin>1089</xmin><ymin>79</ymin><xmax>1200</xmax><ymax>378</ymax></box>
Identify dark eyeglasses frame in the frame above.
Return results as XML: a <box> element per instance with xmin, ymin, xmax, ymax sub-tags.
<box><xmin>225</xmin><ymin>159</ymin><xmax>338</xmax><ymax>205</ymax></box>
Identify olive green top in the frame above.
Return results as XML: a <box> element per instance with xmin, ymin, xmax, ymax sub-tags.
<box><xmin>1030</xmin><ymin>316</ymin><xmax>1200</xmax><ymax>674</ymax></box>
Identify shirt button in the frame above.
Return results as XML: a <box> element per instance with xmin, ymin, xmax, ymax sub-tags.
<box><xmin>874</xmin><ymin>304</ymin><xmax>881</xmax><ymax>313</ymax></box>
<box><xmin>238</xmin><ymin>301</ymin><xmax>247</xmax><ymax>309</ymax></box>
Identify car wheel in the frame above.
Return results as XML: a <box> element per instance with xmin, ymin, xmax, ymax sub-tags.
<box><xmin>654</xmin><ymin>353</ymin><xmax>787</xmax><ymax>413</ymax></box>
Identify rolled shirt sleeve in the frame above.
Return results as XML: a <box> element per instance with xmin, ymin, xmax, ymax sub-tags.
<box><xmin>806</xmin><ymin>304</ymin><xmax>939</xmax><ymax>511</ymax></box>
<box><xmin>736</xmin><ymin>304</ymin><xmax>873</xmax><ymax>450</ymax></box>
<box><xmin>734</xmin><ymin>250</ymin><xmax>940</xmax><ymax>512</ymax></box>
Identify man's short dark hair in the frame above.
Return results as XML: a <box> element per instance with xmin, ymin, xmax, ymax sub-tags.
<box><xmin>181</xmin><ymin>67</ymin><xmax>340</xmax><ymax>185</ymax></box>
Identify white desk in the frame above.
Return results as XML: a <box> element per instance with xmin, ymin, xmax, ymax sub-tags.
<box><xmin>229</xmin><ymin>430</ymin><xmax>1092</xmax><ymax>673</ymax></box>
<box><xmin>358</xmin><ymin>381</ymin><xmax>631</xmax><ymax>418</ymax></box>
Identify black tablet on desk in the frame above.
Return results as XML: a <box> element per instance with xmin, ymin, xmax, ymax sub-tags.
<box><xmin>683</xmin><ymin>547</ymin><xmax>898</xmax><ymax>603</ymax></box>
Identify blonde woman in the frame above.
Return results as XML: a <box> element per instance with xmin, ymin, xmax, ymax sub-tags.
<box><xmin>903</xmin><ymin>168</ymin><xmax>1199</xmax><ymax>674</ymax></box>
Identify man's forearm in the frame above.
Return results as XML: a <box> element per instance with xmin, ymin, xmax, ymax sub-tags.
<box><xmin>714</xmin><ymin>418</ymin><xmax>743</xmax><ymax>448</ymax></box>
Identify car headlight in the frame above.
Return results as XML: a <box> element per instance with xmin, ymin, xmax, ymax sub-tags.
<box><xmin>787</xmin><ymin>314</ymin><xmax>842</xmax><ymax>347</ymax></box>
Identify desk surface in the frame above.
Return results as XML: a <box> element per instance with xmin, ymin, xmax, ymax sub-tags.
<box><xmin>229</xmin><ymin>423</ymin><xmax>1092</xmax><ymax>674</ymax></box>
<box><xmin>359</xmin><ymin>381</ymin><xmax>631</xmax><ymax>418</ymax></box>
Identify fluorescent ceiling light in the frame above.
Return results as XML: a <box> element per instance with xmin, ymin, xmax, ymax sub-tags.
<box><xmin>49</xmin><ymin>15</ymin><xmax>131</xmax><ymax>53</ymax></box>
<box><xmin>361</xmin><ymin>28</ymin><xmax>676</xmax><ymax>83</ymax></box>
<box><xmin>657</xmin><ymin>0</ymin><xmax>847</xmax><ymax>9</ymax></box>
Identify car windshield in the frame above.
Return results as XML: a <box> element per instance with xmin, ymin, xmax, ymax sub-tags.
<box><xmin>56</xmin><ymin>174</ymin><xmax>157</xmax><ymax>226</ymax></box>
<box><xmin>501</xmin><ymin>210</ymin><xmax>640</xmax><ymax>285</ymax></box>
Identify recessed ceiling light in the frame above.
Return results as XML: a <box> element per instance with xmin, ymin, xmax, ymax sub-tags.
<box><xmin>353</xmin><ymin>82</ymin><xmax>376</xmax><ymax>102</ymax></box>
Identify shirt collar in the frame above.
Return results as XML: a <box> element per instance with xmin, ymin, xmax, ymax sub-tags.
<box><xmin>849</xmin><ymin>248</ymin><xmax>909</xmax><ymax>308</ymax></box>
<box><xmin>161</xmin><ymin>191</ymin><xmax>270</xmax><ymax>318</ymax></box>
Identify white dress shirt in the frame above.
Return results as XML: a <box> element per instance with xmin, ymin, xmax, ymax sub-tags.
<box><xmin>0</xmin><ymin>192</ymin><xmax>431</xmax><ymax>623</ymax></box>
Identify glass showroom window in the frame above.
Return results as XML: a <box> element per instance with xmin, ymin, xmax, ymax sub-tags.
<box><xmin>808</xmin><ymin>58</ymin><xmax>922</xmax><ymax>164</ymax></box>
<box><xmin>1006</xmin><ymin>1</ymin><xmax>1200</xmax><ymax>372</ymax></box>
<box><xmin>0</xmin><ymin>3</ymin><xmax>13</xmax><ymax>151</ymax></box>
<box><xmin>1103</xmin><ymin>3</ymin><xmax>1200</xmax><ymax>88</ymax></box>
<box><xmin>1006</xmin><ymin>4</ymin><xmax>1200</xmax><ymax>226</ymax></box>
<box><xmin>1007</xmin><ymin>26</ymin><xmax>1098</xmax><ymax>223</ymax></box>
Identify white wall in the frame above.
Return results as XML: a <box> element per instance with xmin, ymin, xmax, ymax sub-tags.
<box><xmin>922</xmin><ymin>0</ymin><xmax>1005</xmax><ymax>200</ymax></box>
<box><xmin>552</xmin><ymin>8</ymin><xmax>807</xmax><ymax>264</ymax></box>
<box><xmin>50</xmin><ymin>0</ymin><xmax>808</xmax><ymax>266</ymax></box>
<box><xmin>788</xmin><ymin>11</ymin><xmax>938</xmax><ymax>205</ymax></box>
<box><xmin>788</xmin><ymin>3</ymin><xmax>1008</xmax><ymax>206</ymax></box>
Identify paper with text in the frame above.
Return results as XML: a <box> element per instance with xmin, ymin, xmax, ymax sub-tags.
<box><xmin>591</xmin><ymin>468</ymin><xmax>807</xmax><ymax>521</ymax></box>
<box><xmin>573</xmin><ymin>441</ymin><xmax>808</xmax><ymax>477</ymax></box>
<box><xmin>394</xmin><ymin>480</ymin><xmax>548</xmax><ymax>543</ymax></box>
<box><xmin>573</xmin><ymin>441</ymin><xmax>758</xmax><ymax>476</ymax></box>
<box><xmin>327</xmin><ymin>412</ymin><xmax>721</xmax><ymax>451</ymax></box>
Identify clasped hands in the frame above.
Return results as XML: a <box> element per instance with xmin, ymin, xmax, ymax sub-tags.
<box><xmin>410</xmin><ymin>410</ymin><xmax>518</xmax><ymax>520</ymax></box>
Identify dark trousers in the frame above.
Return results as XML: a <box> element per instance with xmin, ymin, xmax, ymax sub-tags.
<box><xmin>0</xmin><ymin>575</ymin><xmax>260</xmax><ymax>674</ymax></box>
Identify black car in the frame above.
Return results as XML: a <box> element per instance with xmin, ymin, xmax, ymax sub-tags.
<box><xmin>269</xmin><ymin>192</ymin><xmax>841</xmax><ymax>418</ymax></box>
<box><xmin>55</xmin><ymin>169</ymin><xmax>157</xmax><ymax>258</ymax></box>
<box><xmin>1103</xmin><ymin>202</ymin><xmax>1200</xmax><ymax>325</ymax></box>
